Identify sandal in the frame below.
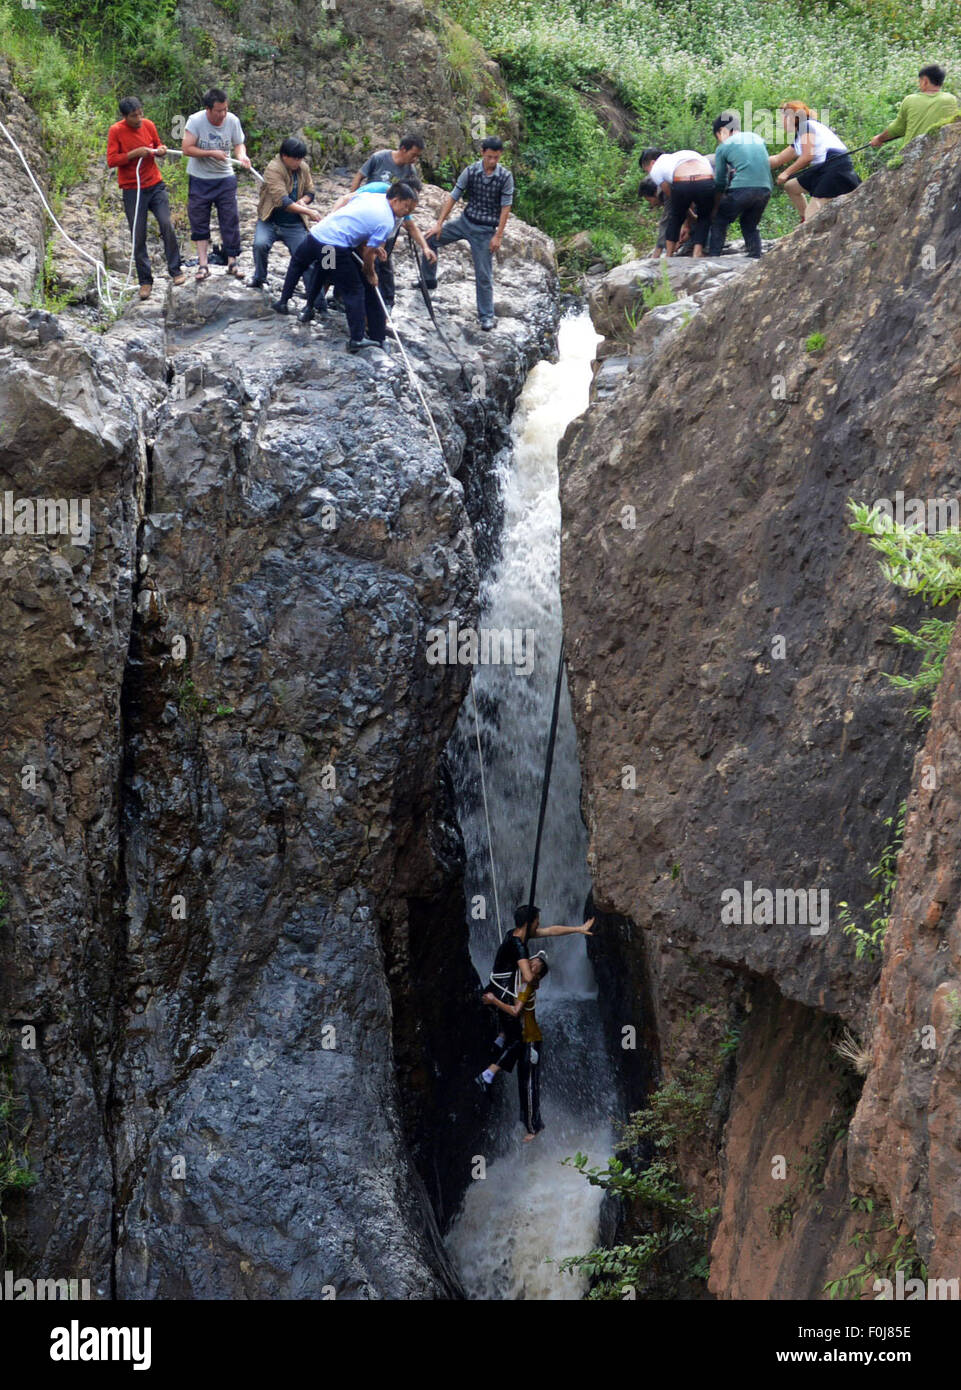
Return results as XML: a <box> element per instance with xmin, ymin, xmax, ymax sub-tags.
<box><xmin>226</xmin><ymin>263</ymin><xmax>244</xmax><ymax>279</ymax></box>
<box><xmin>196</xmin><ymin>265</ymin><xmax>210</xmax><ymax>282</ymax></box>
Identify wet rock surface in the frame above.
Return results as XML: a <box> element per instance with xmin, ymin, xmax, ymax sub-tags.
<box><xmin>0</xmin><ymin>152</ymin><xmax>558</xmax><ymax>1295</ymax></box>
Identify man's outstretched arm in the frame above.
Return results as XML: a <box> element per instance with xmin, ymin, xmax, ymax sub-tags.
<box><xmin>531</xmin><ymin>917</ymin><xmax>595</xmax><ymax>938</ymax></box>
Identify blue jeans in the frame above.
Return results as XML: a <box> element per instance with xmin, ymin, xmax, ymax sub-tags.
<box><xmin>423</xmin><ymin>214</ymin><xmax>497</xmax><ymax>319</ymax></box>
<box><xmin>252</xmin><ymin>217</ymin><xmax>309</xmax><ymax>282</ymax></box>
<box><xmin>708</xmin><ymin>187</ymin><xmax>770</xmax><ymax>258</ymax></box>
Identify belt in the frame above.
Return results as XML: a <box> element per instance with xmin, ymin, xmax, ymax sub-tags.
<box><xmin>673</xmin><ymin>173</ymin><xmax>713</xmax><ymax>182</ymax></box>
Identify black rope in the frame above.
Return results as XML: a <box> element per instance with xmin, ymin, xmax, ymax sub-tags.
<box><xmin>527</xmin><ymin>640</ymin><xmax>566</xmax><ymax>913</ymax></box>
<box><xmin>404</xmin><ymin>236</ymin><xmax>473</xmax><ymax>388</ymax></box>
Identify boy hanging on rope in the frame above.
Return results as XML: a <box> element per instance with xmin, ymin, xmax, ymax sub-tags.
<box><xmin>475</xmin><ymin>903</ymin><xmax>593</xmax><ymax>1095</ymax></box>
<box><xmin>483</xmin><ymin>951</ymin><xmax>549</xmax><ymax>1140</ymax></box>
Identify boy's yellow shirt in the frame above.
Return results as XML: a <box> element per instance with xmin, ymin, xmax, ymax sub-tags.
<box><xmin>516</xmin><ymin>983</ymin><xmax>542</xmax><ymax>1044</ymax></box>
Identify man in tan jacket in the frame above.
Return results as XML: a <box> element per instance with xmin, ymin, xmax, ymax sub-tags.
<box><xmin>249</xmin><ymin>137</ymin><xmax>321</xmax><ymax>288</ymax></box>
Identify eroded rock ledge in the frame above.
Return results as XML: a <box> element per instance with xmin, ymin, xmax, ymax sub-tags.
<box><xmin>0</xmin><ymin>169</ymin><xmax>557</xmax><ymax>1297</ymax></box>
<box><xmin>561</xmin><ymin>123</ymin><xmax>961</xmax><ymax>1295</ymax></box>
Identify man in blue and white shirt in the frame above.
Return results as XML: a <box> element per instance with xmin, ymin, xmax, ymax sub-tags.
<box><xmin>273</xmin><ymin>183</ymin><xmax>419</xmax><ymax>351</ymax></box>
<box><xmin>421</xmin><ymin>137</ymin><xmax>514</xmax><ymax>330</ymax></box>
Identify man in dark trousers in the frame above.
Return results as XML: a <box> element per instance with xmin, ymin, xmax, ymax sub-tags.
<box><xmin>475</xmin><ymin>902</ymin><xmax>593</xmax><ymax>1092</ymax></box>
<box><xmin>708</xmin><ymin>111</ymin><xmax>772</xmax><ymax>258</ymax></box>
<box><xmin>483</xmin><ymin>952</ymin><xmax>549</xmax><ymax>1140</ymax></box>
<box><xmin>421</xmin><ymin>136</ymin><xmax>514</xmax><ymax>330</ymax></box>
<box><xmin>271</xmin><ymin>182</ymin><xmax>419</xmax><ymax>350</ymax></box>
<box><xmin>106</xmin><ymin>97</ymin><xmax>185</xmax><ymax>301</ymax></box>
<box><xmin>181</xmin><ymin>86</ymin><xmax>251</xmax><ymax>282</ymax></box>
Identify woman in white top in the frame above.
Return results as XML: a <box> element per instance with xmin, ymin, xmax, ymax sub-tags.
<box><xmin>640</xmin><ymin>147</ymin><xmax>716</xmax><ymax>257</ymax></box>
<box><xmin>769</xmin><ymin>101</ymin><xmax>861</xmax><ymax>224</ymax></box>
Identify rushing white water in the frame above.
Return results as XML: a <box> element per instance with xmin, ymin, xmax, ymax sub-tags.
<box><xmin>446</xmin><ymin>311</ymin><xmax>615</xmax><ymax>1300</ymax></box>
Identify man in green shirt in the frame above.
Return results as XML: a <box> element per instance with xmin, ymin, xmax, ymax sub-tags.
<box><xmin>708</xmin><ymin>111</ymin><xmax>772</xmax><ymax>258</ymax></box>
<box><xmin>871</xmin><ymin>64</ymin><xmax>959</xmax><ymax>149</ymax></box>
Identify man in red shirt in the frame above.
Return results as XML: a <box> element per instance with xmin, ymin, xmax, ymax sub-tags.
<box><xmin>107</xmin><ymin>97</ymin><xmax>185</xmax><ymax>301</ymax></box>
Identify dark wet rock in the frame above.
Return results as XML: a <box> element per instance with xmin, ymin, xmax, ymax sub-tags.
<box><xmin>0</xmin><ymin>152</ymin><xmax>558</xmax><ymax>1295</ymax></box>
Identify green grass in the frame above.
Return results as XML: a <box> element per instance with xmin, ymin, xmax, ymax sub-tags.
<box><xmin>444</xmin><ymin>0</ymin><xmax>961</xmax><ymax>262</ymax></box>
<box><xmin>0</xmin><ymin>0</ymin><xmax>199</xmax><ymax>202</ymax></box>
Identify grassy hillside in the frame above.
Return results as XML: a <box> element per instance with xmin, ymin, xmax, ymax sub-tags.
<box><xmin>444</xmin><ymin>0</ymin><xmax>961</xmax><ymax>262</ymax></box>
<box><xmin>3</xmin><ymin>0</ymin><xmax>961</xmax><ymax>268</ymax></box>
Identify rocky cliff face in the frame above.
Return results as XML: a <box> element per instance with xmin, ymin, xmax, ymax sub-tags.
<box><xmin>560</xmin><ymin>122</ymin><xmax>961</xmax><ymax>1295</ymax></box>
<box><xmin>0</xmin><ymin>110</ymin><xmax>557</xmax><ymax>1296</ymax></box>
<box><xmin>175</xmin><ymin>0</ymin><xmax>518</xmax><ymax>174</ymax></box>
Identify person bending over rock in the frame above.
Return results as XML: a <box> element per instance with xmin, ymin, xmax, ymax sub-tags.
<box><xmin>870</xmin><ymin>63</ymin><xmax>959</xmax><ymax>150</ymax></box>
<box><xmin>420</xmin><ymin>136</ymin><xmax>514</xmax><ymax>331</ymax></box>
<box><xmin>326</xmin><ymin>176</ymin><xmax>435</xmax><ymax>313</ymax></box>
<box><xmin>482</xmin><ymin>952</ymin><xmax>550</xmax><ymax>1141</ymax></box>
<box><xmin>248</xmin><ymin>138</ymin><xmax>321</xmax><ymax>289</ymax></box>
<box><xmin>181</xmin><ymin>87</ymin><xmax>251</xmax><ymax>282</ymax></box>
<box><xmin>271</xmin><ymin>182</ymin><xmax>419</xmax><ymax>351</ymax></box>
<box><xmin>639</xmin><ymin>147</ymin><xmax>715</xmax><ymax>258</ymax></box>
<box><xmin>770</xmin><ymin>102</ymin><xmax>860</xmax><ymax>225</ymax></box>
<box><xmin>708</xmin><ymin>111</ymin><xmax>772</xmax><ymax>259</ymax></box>
<box><xmin>106</xmin><ymin>96</ymin><xmax>185</xmax><ymax>300</ymax></box>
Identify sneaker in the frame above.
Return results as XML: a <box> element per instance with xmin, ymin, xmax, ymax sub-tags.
<box><xmin>346</xmin><ymin>337</ymin><xmax>383</xmax><ymax>353</ymax></box>
<box><xmin>271</xmin><ymin>299</ymin><xmax>289</xmax><ymax>315</ymax></box>
<box><xmin>138</xmin><ymin>284</ymin><xmax>152</xmax><ymax>301</ymax></box>
<box><xmin>480</xmin><ymin>317</ymin><xmax>495</xmax><ymax>331</ymax></box>
<box><xmin>297</xmin><ymin>307</ymin><xmax>315</xmax><ymax>324</ymax></box>
<box><xmin>248</xmin><ymin>277</ymin><xmax>266</xmax><ymax>289</ymax></box>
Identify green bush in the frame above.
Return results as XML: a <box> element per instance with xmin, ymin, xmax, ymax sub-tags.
<box><xmin>444</xmin><ymin>0</ymin><xmax>961</xmax><ymax>252</ymax></box>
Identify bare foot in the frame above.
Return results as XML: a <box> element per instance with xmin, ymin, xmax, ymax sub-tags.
<box><xmin>523</xmin><ymin>1132</ymin><xmax>537</xmax><ymax>1143</ymax></box>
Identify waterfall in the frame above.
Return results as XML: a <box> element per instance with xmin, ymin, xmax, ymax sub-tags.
<box><xmin>446</xmin><ymin>311</ymin><xmax>615</xmax><ymax>1300</ymax></box>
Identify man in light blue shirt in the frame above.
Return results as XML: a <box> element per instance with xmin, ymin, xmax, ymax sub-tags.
<box><xmin>273</xmin><ymin>184</ymin><xmax>419</xmax><ymax>350</ymax></box>
<box><xmin>708</xmin><ymin>111</ymin><xmax>772</xmax><ymax>258</ymax></box>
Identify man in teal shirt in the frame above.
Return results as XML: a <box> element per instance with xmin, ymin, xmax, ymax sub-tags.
<box><xmin>708</xmin><ymin>112</ymin><xmax>772</xmax><ymax>258</ymax></box>
<box><xmin>871</xmin><ymin>64</ymin><xmax>959</xmax><ymax>149</ymax></box>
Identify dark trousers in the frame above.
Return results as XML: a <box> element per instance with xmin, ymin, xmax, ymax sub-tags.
<box><xmin>420</xmin><ymin>214</ymin><xmax>496</xmax><ymax>318</ymax></box>
<box><xmin>278</xmin><ymin>235</ymin><xmax>333</xmax><ymax>307</ymax></box>
<box><xmin>377</xmin><ymin>253</ymin><xmax>395</xmax><ymax>310</ymax></box>
<box><xmin>187</xmin><ymin>175</ymin><xmax>241</xmax><ymax>258</ymax></box>
<box><xmin>517</xmin><ymin>1041</ymin><xmax>544</xmax><ymax>1134</ymax></box>
<box><xmin>665</xmin><ymin>177</ymin><xmax>715</xmax><ymax>246</ymax></box>
<box><xmin>280</xmin><ymin>240</ymin><xmax>385</xmax><ymax>342</ymax></box>
<box><xmin>122</xmin><ymin>182</ymin><xmax>181</xmax><ymax>285</ymax></box>
<box><xmin>708</xmin><ymin>187</ymin><xmax>770</xmax><ymax>258</ymax></box>
<box><xmin>489</xmin><ymin>1017</ymin><xmax>523</xmax><ymax>1074</ymax></box>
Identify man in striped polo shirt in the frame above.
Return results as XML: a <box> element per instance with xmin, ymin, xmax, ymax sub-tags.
<box><xmin>421</xmin><ymin>136</ymin><xmax>514</xmax><ymax>330</ymax></box>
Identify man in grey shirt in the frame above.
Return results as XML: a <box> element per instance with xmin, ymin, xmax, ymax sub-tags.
<box><xmin>181</xmin><ymin>86</ymin><xmax>251</xmax><ymax>281</ymax></box>
<box><xmin>422</xmin><ymin>136</ymin><xmax>514</xmax><ymax>330</ymax></box>
<box><xmin>348</xmin><ymin>132</ymin><xmax>424</xmax><ymax>192</ymax></box>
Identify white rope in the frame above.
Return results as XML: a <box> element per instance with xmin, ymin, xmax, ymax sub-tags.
<box><xmin>123</xmin><ymin>156</ymin><xmax>144</xmax><ymax>295</ymax></box>
<box><xmin>470</xmin><ymin>671</ymin><xmax>503</xmax><ymax>946</ymax></box>
<box><xmin>0</xmin><ymin>115</ymin><xmax>141</xmax><ymax>312</ymax></box>
<box><xmin>227</xmin><ymin>155</ymin><xmax>264</xmax><ymax>183</ymax></box>
<box><xmin>351</xmin><ymin>250</ymin><xmax>445</xmax><ymax>456</ymax></box>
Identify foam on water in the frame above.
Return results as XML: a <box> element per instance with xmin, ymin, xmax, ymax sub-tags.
<box><xmin>447</xmin><ymin>311</ymin><xmax>614</xmax><ymax>1300</ymax></box>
